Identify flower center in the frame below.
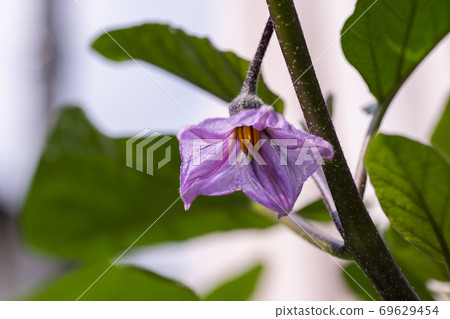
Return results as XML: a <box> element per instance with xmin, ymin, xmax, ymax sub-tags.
<box><xmin>236</xmin><ymin>126</ymin><xmax>260</xmax><ymax>155</ymax></box>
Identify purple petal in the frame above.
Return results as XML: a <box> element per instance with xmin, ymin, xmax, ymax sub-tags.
<box><xmin>251</xmin><ymin>106</ymin><xmax>334</xmax><ymax>160</ymax></box>
<box><xmin>178</xmin><ymin>123</ymin><xmax>240</xmax><ymax>209</ymax></box>
<box><xmin>236</xmin><ymin>131</ymin><xmax>298</xmax><ymax>216</ymax></box>
<box><xmin>237</xmin><ymin>130</ymin><xmax>330</xmax><ymax>218</ymax></box>
<box><xmin>177</xmin><ymin>105</ymin><xmax>334</xmax><ymax>215</ymax></box>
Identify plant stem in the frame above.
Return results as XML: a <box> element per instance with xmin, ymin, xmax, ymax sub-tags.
<box><xmin>267</xmin><ymin>0</ymin><xmax>419</xmax><ymax>300</ymax></box>
<box><xmin>258</xmin><ymin>208</ymin><xmax>351</xmax><ymax>259</ymax></box>
<box><xmin>242</xmin><ymin>18</ymin><xmax>274</xmax><ymax>95</ymax></box>
<box><xmin>312</xmin><ymin>168</ymin><xmax>344</xmax><ymax>237</ymax></box>
<box><xmin>355</xmin><ymin>101</ymin><xmax>389</xmax><ymax>195</ymax></box>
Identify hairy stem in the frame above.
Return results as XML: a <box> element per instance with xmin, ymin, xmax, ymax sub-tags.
<box><xmin>267</xmin><ymin>0</ymin><xmax>419</xmax><ymax>300</ymax></box>
<box><xmin>242</xmin><ymin>18</ymin><xmax>274</xmax><ymax>95</ymax></box>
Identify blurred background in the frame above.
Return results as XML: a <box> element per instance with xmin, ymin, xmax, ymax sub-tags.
<box><xmin>0</xmin><ymin>0</ymin><xmax>449</xmax><ymax>300</ymax></box>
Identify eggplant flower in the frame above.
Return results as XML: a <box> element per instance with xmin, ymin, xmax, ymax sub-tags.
<box><xmin>177</xmin><ymin>105</ymin><xmax>334</xmax><ymax>218</ymax></box>
<box><xmin>177</xmin><ymin>18</ymin><xmax>333</xmax><ymax>218</ymax></box>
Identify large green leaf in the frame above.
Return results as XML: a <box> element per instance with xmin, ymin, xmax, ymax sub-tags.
<box><xmin>431</xmin><ymin>96</ymin><xmax>450</xmax><ymax>159</ymax></box>
<box><xmin>22</xmin><ymin>107</ymin><xmax>274</xmax><ymax>263</ymax></box>
<box><xmin>366</xmin><ymin>134</ymin><xmax>450</xmax><ymax>263</ymax></box>
<box><xmin>203</xmin><ymin>264</ymin><xmax>263</xmax><ymax>301</ymax></box>
<box><xmin>32</xmin><ymin>264</ymin><xmax>199</xmax><ymax>301</ymax></box>
<box><xmin>92</xmin><ymin>23</ymin><xmax>283</xmax><ymax>113</ymax></box>
<box><xmin>342</xmin><ymin>0</ymin><xmax>450</xmax><ymax>102</ymax></box>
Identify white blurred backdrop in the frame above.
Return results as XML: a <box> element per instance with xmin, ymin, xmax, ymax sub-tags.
<box><xmin>0</xmin><ymin>0</ymin><xmax>449</xmax><ymax>300</ymax></box>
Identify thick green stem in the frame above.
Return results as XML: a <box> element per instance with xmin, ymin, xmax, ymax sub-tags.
<box><xmin>267</xmin><ymin>0</ymin><xmax>419</xmax><ymax>300</ymax></box>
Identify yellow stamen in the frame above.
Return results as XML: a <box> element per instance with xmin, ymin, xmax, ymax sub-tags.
<box><xmin>252</xmin><ymin>128</ymin><xmax>260</xmax><ymax>146</ymax></box>
<box><xmin>243</xmin><ymin>126</ymin><xmax>252</xmax><ymax>142</ymax></box>
<box><xmin>236</xmin><ymin>127</ymin><xmax>247</xmax><ymax>154</ymax></box>
<box><xmin>236</xmin><ymin>126</ymin><xmax>261</xmax><ymax>155</ymax></box>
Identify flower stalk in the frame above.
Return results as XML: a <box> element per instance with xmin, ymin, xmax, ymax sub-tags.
<box><xmin>242</xmin><ymin>18</ymin><xmax>274</xmax><ymax>95</ymax></box>
<box><xmin>267</xmin><ymin>0</ymin><xmax>419</xmax><ymax>300</ymax></box>
<box><xmin>355</xmin><ymin>101</ymin><xmax>389</xmax><ymax>195</ymax></box>
<box><xmin>258</xmin><ymin>207</ymin><xmax>351</xmax><ymax>259</ymax></box>
<box><xmin>229</xmin><ymin>18</ymin><xmax>274</xmax><ymax>116</ymax></box>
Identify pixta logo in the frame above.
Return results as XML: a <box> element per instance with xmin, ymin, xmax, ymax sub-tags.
<box><xmin>126</xmin><ymin>129</ymin><xmax>171</xmax><ymax>175</ymax></box>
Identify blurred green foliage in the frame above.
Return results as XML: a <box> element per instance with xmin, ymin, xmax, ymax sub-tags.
<box><xmin>343</xmin><ymin>263</ymin><xmax>382</xmax><ymax>301</ymax></box>
<box><xmin>32</xmin><ymin>262</ymin><xmax>264</xmax><ymax>301</ymax></box>
<box><xmin>92</xmin><ymin>23</ymin><xmax>284</xmax><ymax>113</ymax></box>
<box><xmin>32</xmin><ymin>264</ymin><xmax>200</xmax><ymax>301</ymax></box>
<box><xmin>203</xmin><ymin>264</ymin><xmax>263</xmax><ymax>301</ymax></box>
<box><xmin>432</xmin><ymin>97</ymin><xmax>450</xmax><ymax>159</ymax></box>
<box><xmin>293</xmin><ymin>199</ymin><xmax>332</xmax><ymax>222</ymax></box>
<box><xmin>22</xmin><ymin>107</ymin><xmax>275</xmax><ymax>264</ymax></box>
<box><xmin>22</xmin><ymin>107</ymin><xmax>274</xmax><ymax>300</ymax></box>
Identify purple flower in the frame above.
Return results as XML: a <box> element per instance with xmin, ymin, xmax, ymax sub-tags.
<box><xmin>177</xmin><ymin>105</ymin><xmax>333</xmax><ymax>218</ymax></box>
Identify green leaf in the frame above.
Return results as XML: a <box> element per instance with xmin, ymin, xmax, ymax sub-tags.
<box><xmin>342</xmin><ymin>0</ymin><xmax>450</xmax><ymax>102</ymax></box>
<box><xmin>386</xmin><ymin>227</ymin><xmax>448</xmax><ymax>283</ymax></box>
<box><xmin>293</xmin><ymin>199</ymin><xmax>332</xmax><ymax>222</ymax></box>
<box><xmin>203</xmin><ymin>264</ymin><xmax>263</xmax><ymax>301</ymax></box>
<box><xmin>342</xmin><ymin>263</ymin><xmax>382</xmax><ymax>301</ymax></box>
<box><xmin>32</xmin><ymin>264</ymin><xmax>199</xmax><ymax>301</ymax></box>
<box><xmin>22</xmin><ymin>107</ymin><xmax>275</xmax><ymax>263</ymax></box>
<box><xmin>366</xmin><ymin>134</ymin><xmax>450</xmax><ymax>264</ymax></box>
<box><xmin>385</xmin><ymin>227</ymin><xmax>446</xmax><ymax>300</ymax></box>
<box><xmin>431</xmin><ymin>96</ymin><xmax>450</xmax><ymax>159</ymax></box>
<box><xmin>92</xmin><ymin>23</ymin><xmax>284</xmax><ymax>113</ymax></box>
